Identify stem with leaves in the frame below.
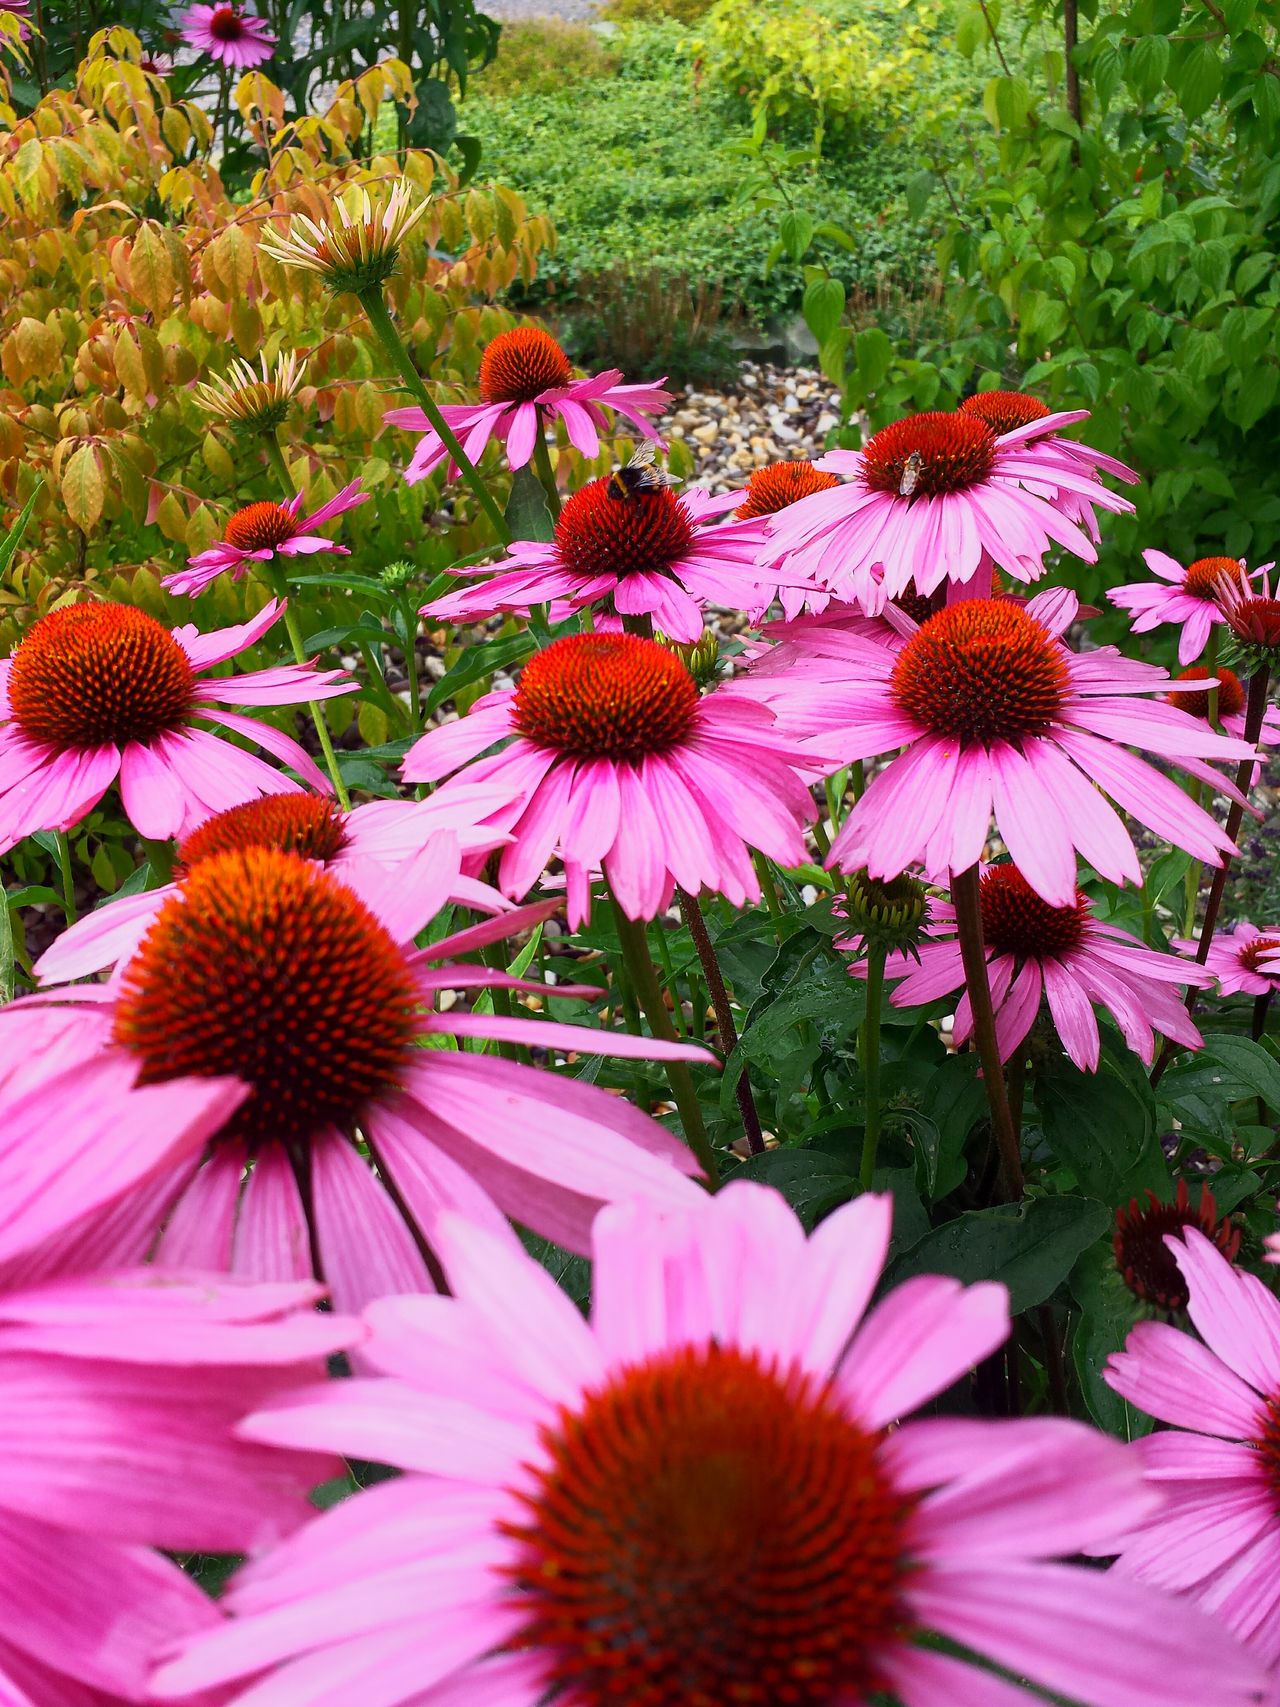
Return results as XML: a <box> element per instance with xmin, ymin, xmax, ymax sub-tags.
<box><xmin>357</xmin><ymin>288</ymin><xmax>510</xmax><ymax>544</ymax></box>
<box><xmin>951</xmin><ymin>863</ymin><xmax>1024</xmax><ymax>1199</ymax></box>
<box><xmin>858</xmin><ymin>940</ymin><xmax>887</xmax><ymax>1188</ymax></box>
<box><xmin>260</xmin><ymin>563</ymin><xmax>351</xmax><ymax>810</ymax></box>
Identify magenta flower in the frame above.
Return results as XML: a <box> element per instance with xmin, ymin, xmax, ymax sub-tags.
<box><xmin>0</xmin><ymin>598</ymin><xmax>354</xmax><ymax>852</ymax></box>
<box><xmin>846</xmin><ymin>863</ymin><xmax>1209</xmax><ymax>1072</ymax></box>
<box><xmin>178</xmin><ymin>2</ymin><xmax>275</xmax><ymax>66</ymax></box>
<box><xmin>1106</xmin><ymin>1228</ymin><xmax>1280</xmax><ymax>1669</ymax></box>
<box><xmin>153</xmin><ymin>1183</ymin><xmax>1262</xmax><ymax>1707</ymax></box>
<box><xmin>403</xmin><ymin>632</ymin><xmax>818</xmax><ymax>923</ymax></box>
<box><xmin>744</xmin><ymin>588</ymin><xmax>1256</xmax><ymax>907</ymax></box>
<box><xmin>1174</xmin><ymin>919</ymin><xmax>1280</xmax><ymax>998</ymax></box>
<box><xmin>167</xmin><ymin>479</ymin><xmax>368</xmax><ymax>598</ymax></box>
<box><xmin>0</xmin><ymin>1267</ymin><xmax>354</xmax><ymax>1706</ymax></box>
<box><xmin>32</xmin><ymin>789</ymin><xmax>510</xmax><ymax>987</ymax></box>
<box><xmin>3</xmin><ymin>847</ymin><xmax>707</xmax><ymax>1311</ymax></box>
<box><xmin>1111</xmin><ymin>551</ymin><xmax>1270</xmax><ymax>665</ymax></box>
<box><xmin>385</xmin><ymin>326</ymin><xmax>671</xmax><ymax>483</ymax></box>
<box><xmin>423</xmin><ymin>479</ymin><xmax>803</xmax><ymax>644</ymax></box>
<box><xmin>958</xmin><ymin>389</ymin><xmax>1140</xmax><ymax>541</ymax></box>
<box><xmin>763</xmin><ymin>408</ymin><xmax>1134</xmax><ymax>614</ymax></box>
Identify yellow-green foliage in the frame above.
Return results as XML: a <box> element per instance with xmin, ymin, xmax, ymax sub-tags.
<box><xmin>600</xmin><ymin>0</ymin><xmax>715</xmax><ymax>23</ymax></box>
<box><xmin>0</xmin><ymin>28</ymin><xmax>555</xmax><ymax>641</ymax></box>
<box><xmin>482</xmin><ymin>20</ymin><xmax>619</xmax><ymax>96</ymax></box>
<box><xmin>696</xmin><ymin>0</ymin><xmax>943</xmax><ymax>148</ymax></box>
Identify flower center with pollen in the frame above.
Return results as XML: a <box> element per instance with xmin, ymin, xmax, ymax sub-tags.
<box><xmin>1182</xmin><ymin>556</ymin><xmax>1242</xmax><ymax>601</ymax></box>
<box><xmin>1166</xmin><ymin>665</ymin><xmax>1246</xmax><ymax>722</ymax></box>
<box><xmin>479</xmin><ymin>328</ymin><xmax>573</xmax><ymax>405</ymax></box>
<box><xmin>112</xmin><ymin>849</ymin><xmax>419</xmax><ymax>1147</ymax></box>
<box><xmin>979</xmin><ymin>864</ymin><xmax>1088</xmax><ymax>960</ymax></box>
<box><xmin>1240</xmin><ymin>935</ymin><xmax>1280</xmax><ymax>975</ymax></box>
<box><xmin>1114</xmin><ymin>1182</ymin><xmax>1240</xmax><ymax>1313</ymax></box>
<box><xmin>735</xmin><ymin>460</ymin><xmax>839</xmax><ymax>518</ymax></box>
<box><xmin>208</xmin><ymin>4</ymin><xmax>246</xmax><ymax>39</ymax></box>
<box><xmin>959</xmin><ymin>390</ymin><xmax>1051</xmax><ymax>437</ymax></box>
<box><xmin>224</xmin><ymin>501</ymin><xmax>297</xmax><ymax>553</ymax></box>
<box><xmin>177</xmin><ymin>795</ymin><xmax>349</xmax><ymax>872</ymax></box>
<box><xmin>862</xmin><ymin>411</ymin><xmax>997</xmax><ymax>498</ymax></box>
<box><xmin>504</xmin><ymin>1344</ymin><xmax>913</xmax><ymax>1707</ymax></box>
<box><xmin>554</xmin><ymin>477</ymin><xmax>696</xmax><ymax>582</ymax></box>
<box><xmin>514</xmin><ymin>633</ymin><xmax>697</xmax><ymax>760</ymax></box>
<box><xmin>890</xmin><ymin>598</ymin><xmax>1070</xmax><ymax>745</ymax></box>
<box><xmin>8</xmin><ymin>604</ymin><xmax>194</xmax><ymax>750</ymax></box>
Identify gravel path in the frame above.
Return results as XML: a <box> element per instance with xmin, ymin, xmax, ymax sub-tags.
<box><xmin>666</xmin><ymin>360</ymin><xmax>844</xmax><ymax>493</ymax></box>
<box><xmin>483</xmin><ymin>0</ymin><xmax>601</xmax><ymax>17</ymax></box>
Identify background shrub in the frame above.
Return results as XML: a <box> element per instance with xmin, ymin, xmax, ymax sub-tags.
<box><xmin>556</xmin><ymin>267</ymin><xmax>741</xmax><ymax>386</ymax></box>
<box><xmin>478</xmin><ymin>20</ymin><xmax>619</xmax><ymax>98</ymax></box>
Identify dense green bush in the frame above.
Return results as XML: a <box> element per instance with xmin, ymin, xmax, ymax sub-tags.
<box><xmin>599</xmin><ymin>0</ymin><xmax>716</xmax><ymax>23</ymax></box>
<box><xmin>478</xmin><ymin>19</ymin><xmax>620</xmax><ymax>96</ymax></box>
<box><xmin>463</xmin><ymin>22</ymin><xmax>935</xmax><ymax>319</ymax></box>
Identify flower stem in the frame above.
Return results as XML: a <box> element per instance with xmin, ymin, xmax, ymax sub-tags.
<box><xmin>752</xmin><ymin>850</ymin><xmax>784</xmax><ymax>939</ymax></box>
<box><xmin>532</xmin><ymin>431</ymin><xmax>562</xmax><ymax>519</ymax></box>
<box><xmin>479</xmin><ymin>939</ymin><xmax>520</xmax><ymax>1063</ymax></box>
<box><xmin>398</xmin><ymin>591</ymin><xmax>421</xmax><ymax>727</ymax></box>
<box><xmin>1152</xmin><ymin>662</ymin><xmax>1271</xmax><ymax>1090</ymax></box>
<box><xmin>677</xmin><ymin>884</ymin><xmax>764</xmax><ymax>1155</ymax></box>
<box><xmin>262</xmin><ymin>564</ymin><xmax>351</xmax><ymax>810</ymax></box>
<box><xmin>609</xmin><ymin>894</ymin><xmax>719</xmax><ymax>1185</ymax></box>
<box><xmin>264</xmin><ymin>430</ymin><xmax>295</xmax><ymax>498</ymax></box>
<box><xmin>54</xmin><ymin>831</ymin><xmax>75</xmax><ymax>925</ymax></box>
<box><xmin>951</xmin><ymin>863</ymin><xmax>1024</xmax><ymax>1199</ymax></box>
<box><xmin>358</xmin><ymin>288</ymin><xmax>510</xmax><ymax>545</ymax></box>
<box><xmin>858</xmin><ymin>939</ymin><xmax>886</xmax><ymax>1188</ymax></box>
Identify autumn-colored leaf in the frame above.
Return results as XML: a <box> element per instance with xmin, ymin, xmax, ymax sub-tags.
<box><xmin>61</xmin><ymin>443</ymin><xmax>104</xmax><ymax>532</ymax></box>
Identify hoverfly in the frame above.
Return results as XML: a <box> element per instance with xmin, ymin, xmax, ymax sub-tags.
<box><xmin>606</xmin><ymin>441</ymin><xmax>680</xmax><ymax>502</ymax></box>
<box><xmin>898</xmin><ymin>450</ymin><xmax>924</xmax><ymax>499</ymax></box>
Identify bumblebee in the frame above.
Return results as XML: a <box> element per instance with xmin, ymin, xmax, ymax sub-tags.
<box><xmin>606</xmin><ymin>441</ymin><xmax>680</xmax><ymax>501</ymax></box>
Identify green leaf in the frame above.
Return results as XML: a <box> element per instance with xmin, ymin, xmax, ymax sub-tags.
<box><xmin>802</xmin><ymin>276</ymin><xmax>845</xmax><ymax>346</ymax></box>
<box><xmin>910</xmin><ymin>1054</ymin><xmax>988</xmax><ymax>1200</ymax></box>
<box><xmin>1163</xmin><ymin>1034</ymin><xmax>1280</xmax><ymax>1114</ymax></box>
<box><xmin>1069</xmin><ymin>1240</ymin><xmax>1154</xmax><ymax>1439</ymax></box>
<box><xmin>1176</xmin><ymin>39</ymin><xmax>1224</xmax><ymax>119</ymax></box>
<box><xmin>504</xmin><ymin>463</ymin><xmax>555</xmax><ymax>545</ymax></box>
<box><xmin>726</xmin><ymin>1148</ymin><xmax>857</xmax><ymax>1230</ymax></box>
<box><xmin>884</xmin><ymin>1195</ymin><xmax>1111</xmax><ymax>1314</ymax></box>
<box><xmin>1037</xmin><ymin>1054</ymin><xmax>1166</xmax><ymax>1203</ymax></box>
<box><xmin>0</xmin><ymin>482</ymin><xmax>41</xmax><ymax>579</ymax></box>
<box><xmin>1126</xmin><ymin>33</ymin><xmax>1170</xmax><ymax>99</ymax></box>
<box><xmin>905</xmin><ymin>170</ymin><xmax>938</xmax><ymax>221</ymax></box>
<box><xmin>855</xmin><ymin>326</ymin><xmax>893</xmax><ymax>392</ymax></box>
<box><xmin>0</xmin><ymin>889</ymin><xmax>13</xmax><ymax>1005</ymax></box>
<box><xmin>779</xmin><ymin>209</ymin><xmax>815</xmax><ymax>263</ymax></box>
<box><xmin>424</xmin><ymin>627</ymin><xmax>539</xmax><ymax>717</ymax></box>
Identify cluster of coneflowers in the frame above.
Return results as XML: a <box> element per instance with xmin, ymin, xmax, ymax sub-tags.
<box><xmin>3</xmin><ymin>176</ymin><xmax>1280</xmax><ymax>1707</ymax></box>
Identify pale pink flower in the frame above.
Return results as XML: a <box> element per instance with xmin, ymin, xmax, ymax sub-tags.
<box><xmin>743</xmin><ymin>587</ymin><xmax>1256</xmax><ymax>907</ymax></box>
<box><xmin>167</xmin><ymin>480</ymin><xmax>368</xmax><ymax>598</ymax></box>
<box><xmin>1106</xmin><ymin>1227</ymin><xmax>1280</xmax><ymax>1668</ymax></box>
<box><xmin>1174</xmin><ymin>919</ymin><xmax>1280</xmax><ymax>997</ymax></box>
<box><xmin>0</xmin><ymin>1267</ymin><xmax>354</xmax><ymax>1706</ymax></box>
<box><xmin>762</xmin><ymin>408</ymin><xmax>1135</xmax><ymax>615</ymax></box>
<box><xmin>848</xmin><ymin>863</ymin><xmax>1209</xmax><ymax>1072</ymax></box>
<box><xmin>423</xmin><ymin>479</ymin><xmax>804</xmax><ymax>644</ymax></box>
<box><xmin>153</xmin><ymin>1184</ymin><xmax>1262</xmax><ymax>1707</ymax></box>
<box><xmin>0</xmin><ymin>599</ymin><xmax>354</xmax><ymax>853</ymax></box>
<box><xmin>2</xmin><ymin>846</ymin><xmax>707</xmax><ymax>1312</ymax></box>
<box><xmin>178</xmin><ymin>1</ymin><xmax>275</xmax><ymax>66</ymax></box>
<box><xmin>402</xmin><ymin>631</ymin><xmax>819</xmax><ymax>923</ymax></box>
<box><xmin>1111</xmin><ymin>551</ymin><xmax>1270</xmax><ymax>665</ymax></box>
<box><xmin>958</xmin><ymin>390</ymin><xmax>1140</xmax><ymax>541</ymax></box>
<box><xmin>385</xmin><ymin>326</ymin><xmax>670</xmax><ymax>483</ymax></box>
<box><xmin>32</xmin><ymin>789</ymin><xmax>511</xmax><ymax>987</ymax></box>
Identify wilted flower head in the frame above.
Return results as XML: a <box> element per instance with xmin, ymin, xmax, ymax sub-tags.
<box><xmin>193</xmin><ymin>349</ymin><xmax>307</xmax><ymax>435</ymax></box>
<box><xmin>260</xmin><ymin>179</ymin><xmax>427</xmax><ymax>296</ymax></box>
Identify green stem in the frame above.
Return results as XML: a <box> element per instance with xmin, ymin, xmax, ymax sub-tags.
<box><xmin>677</xmin><ymin>885</ymin><xmax>764</xmax><ymax>1155</ymax></box>
<box><xmin>479</xmin><ymin>940</ymin><xmax>520</xmax><ymax>1063</ymax></box>
<box><xmin>610</xmin><ymin>895</ymin><xmax>719</xmax><ymax>1185</ymax></box>
<box><xmin>951</xmin><ymin>863</ymin><xmax>1025</xmax><ymax>1199</ymax></box>
<box><xmin>262</xmin><ymin>565</ymin><xmax>352</xmax><ymax>810</ymax></box>
<box><xmin>1205</xmin><ymin>627</ymin><xmax>1221</xmax><ymax>731</ymax></box>
<box><xmin>858</xmin><ymin>940</ymin><xmax>886</xmax><ymax>1188</ymax></box>
<box><xmin>651</xmin><ymin>918</ymin><xmax>688</xmax><ymax>1036</ymax></box>
<box><xmin>1182</xmin><ymin>779</ymin><xmax>1204</xmax><ymax>938</ymax></box>
<box><xmin>265</xmin><ymin>430</ymin><xmax>295</xmax><ymax>497</ymax></box>
<box><xmin>398</xmin><ymin>591</ymin><xmax>421</xmax><ymax>727</ymax></box>
<box><xmin>358</xmin><ymin>289</ymin><xmax>510</xmax><ymax>544</ymax></box>
<box><xmin>54</xmin><ymin>832</ymin><xmax>76</xmax><ymax>925</ymax></box>
<box><xmin>752</xmin><ymin>850</ymin><xmax>784</xmax><ymax>931</ymax></box>
<box><xmin>532</xmin><ymin>431</ymin><xmax>562</xmax><ymax>519</ymax></box>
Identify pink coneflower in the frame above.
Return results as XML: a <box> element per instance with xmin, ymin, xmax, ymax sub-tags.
<box><xmin>402</xmin><ymin>632</ymin><xmax>818</xmax><ymax>923</ymax></box>
<box><xmin>0</xmin><ymin>0</ymin><xmax>31</xmax><ymax>41</ymax></box>
<box><xmin>166</xmin><ymin>479</ymin><xmax>368</xmax><ymax>598</ymax></box>
<box><xmin>178</xmin><ymin>2</ymin><xmax>275</xmax><ymax>66</ymax></box>
<box><xmin>1105</xmin><ymin>1227</ymin><xmax>1280</xmax><ymax>1667</ymax></box>
<box><xmin>744</xmin><ymin>588</ymin><xmax>1256</xmax><ymax>907</ymax></box>
<box><xmin>850</xmin><ymin>863</ymin><xmax>1209</xmax><ymax>1071</ymax></box>
<box><xmin>2</xmin><ymin>848</ymin><xmax>707</xmax><ymax>1311</ymax></box>
<box><xmin>32</xmin><ymin>790</ymin><xmax>510</xmax><ymax>987</ymax></box>
<box><xmin>385</xmin><ymin>326</ymin><xmax>671</xmax><ymax>483</ymax></box>
<box><xmin>1113</xmin><ymin>1180</ymin><xmax>1240</xmax><ymax>1313</ymax></box>
<box><xmin>1174</xmin><ymin>919</ymin><xmax>1280</xmax><ymax>997</ymax></box>
<box><xmin>763</xmin><ymin>408</ymin><xmax>1134</xmax><ymax>614</ymax></box>
<box><xmin>0</xmin><ymin>599</ymin><xmax>354</xmax><ymax>853</ymax></box>
<box><xmin>423</xmin><ymin>479</ymin><xmax>802</xmax><ymax>644</ymax></box>
<box><xmin>1111</xmin><ymin>551</ymin><xmax>1269</xmax><ymax>665</ymax></box>
<box><xmin>1216</xmin><ymin>559</ymin><xmax>1280</xmax><ymax>658</ymax></box>
<box><xmin>0</xmin><ymin>1267</ymin><xmax>354</xmax><ymax>1706</ymax></box>
<box><xmin>958</xmin><ymin>390</ymin><xmax>1140</xmax><ymax>540</ymax></box>
<box><xmin>152</xmin><ymin>1183</ymin><xmax>1263</xmax><ymax>1707</ymax></box>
